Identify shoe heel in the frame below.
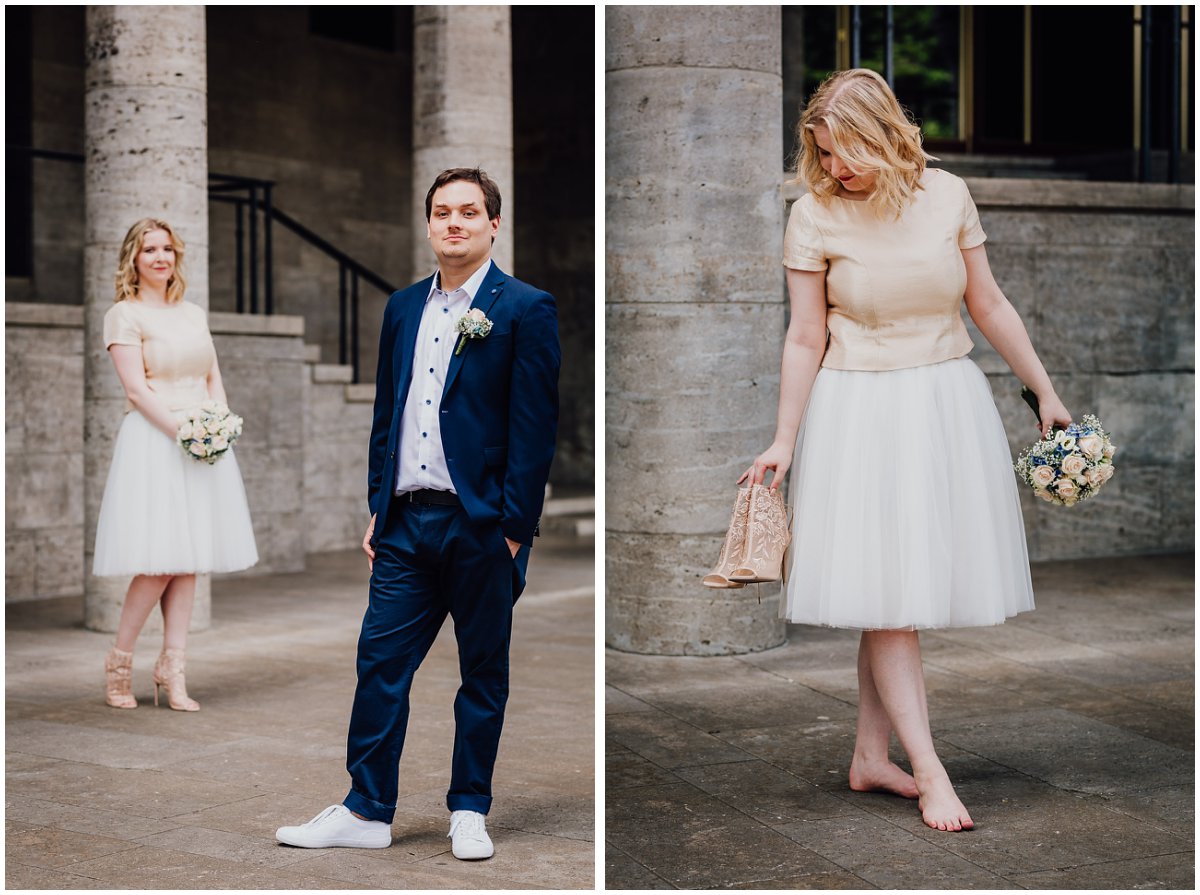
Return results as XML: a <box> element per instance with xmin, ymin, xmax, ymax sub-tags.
<box><xmin>154</xmin><ymin>681</ymin><xmax>160</xmax><ymax>707</ymax></box>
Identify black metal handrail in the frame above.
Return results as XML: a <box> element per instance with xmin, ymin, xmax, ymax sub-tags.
<box><xmin>263</xmin><ymin>203</ymin><xmax>397</xmax><ymax>383</ymax></box>
<box><xmin>7</xmin><ymin>145</ymin><xmax>394</xmax><ymax>382</ymax></box>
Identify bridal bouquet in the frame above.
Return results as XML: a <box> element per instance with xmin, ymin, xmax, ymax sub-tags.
<box><xmin>1014</xmin><ymin>414</ymin><xmax>1116</xmax><ymax>507</ymax></box>
<box><xmin>177</xmin><ymin>401</ymin><xmax>243</xmax><ymax>465</ymax></box>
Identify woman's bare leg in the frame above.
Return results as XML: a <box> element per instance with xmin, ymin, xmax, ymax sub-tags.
<box><xmin>114</xmin><ymin>575</ymin><xmax>172</xmax><ymax>652</ymax></box>
<box><xmin>160</xmin><ymin>574</ymin><xmax>196</xmax><ymax>651</ymax></box>
<box><xmin>849</xmin><ymin>633</ymin><xmax>919</xmax><ymax>798</ymax></box>
<box><xmin>861</xmin><ymin>629</ymin><xmax>973</xmax><ymax>831</ymax></box>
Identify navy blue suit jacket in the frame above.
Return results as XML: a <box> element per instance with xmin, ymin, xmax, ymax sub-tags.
<box><xmin>367</xmin><ymin>262</ymin><xmax>560</xmax><ymax>549</ymax></box>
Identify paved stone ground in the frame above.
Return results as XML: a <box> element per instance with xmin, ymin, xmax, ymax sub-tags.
<box><xmin>6</xmin><ymin>533</ymin><xmax>595</xmax><ymax>890</ymax></box>
<box><xmin>606</xmin><ymin>554</ymin><xmax>1194</xmax><ymax>890</ymax></box>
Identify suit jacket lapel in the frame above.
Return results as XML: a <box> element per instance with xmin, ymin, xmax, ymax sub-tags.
<box><xmin>395</xmin><ymin>274</ymin><xmax>435</xmax><ymax>403</ymax></box>
<box><xmin>443</xmin><ymin>262</ymin><xmax>507</xmax><ymax>399</ymax></box>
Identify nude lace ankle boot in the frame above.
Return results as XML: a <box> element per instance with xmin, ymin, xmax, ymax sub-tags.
<box><xmin>729</xmin><ymin>483</ymin><xmax>791</xmax><ymax>583</ymax></box>
<box><xmin>104</xmin><ymin>646</ymin><xmax>137</xmax><ymax>709</ymax></box>
<box><xmin>702</xmin><ymin>487</ymin><xmax>751</xmax><ymax>588</ymax></box>
<box><xmin>153</xmin><ymin>648</ymin><xmax>200</xmax><ymax>711</ymax></box>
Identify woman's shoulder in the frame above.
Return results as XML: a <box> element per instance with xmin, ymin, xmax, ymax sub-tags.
<box><xmin>179</xmin><ymin>299</ymin><xmax>207</xmax><ymax>318</ymax></box>
<box><xmin>103</xmin><ymin>300</ymin><xmax>144</xmax><ymax>346</ymax></box>
<box><xmin>788</xmin><ymin>190</ymin><xmax>824</xmax><ymax>223</ymax></box>
<box><xmin>104</xmin><ymin>299</ymin><xmax>138</xmax><ymax>324</ymax></box>
<box><xmin>920</xmin><ymin>166</ymin><xmax>969</xmax><ymax>197</ymax></box>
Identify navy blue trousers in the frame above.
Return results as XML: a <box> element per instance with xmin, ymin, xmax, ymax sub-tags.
<box><xmin>342</xmin><ymin>498</ymin><xmax>528</xmax><ymax>822</ymax></box>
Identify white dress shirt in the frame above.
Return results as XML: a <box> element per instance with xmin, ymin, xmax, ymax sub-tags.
<box><xmin>394</xmin><ymin>259</ymin><xmax>493</xmax><ymax>495</ymax></box>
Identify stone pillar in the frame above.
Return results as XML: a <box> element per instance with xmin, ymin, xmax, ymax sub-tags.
<box><xmin>83</xmin><ymin>6</ymin><xmax>211</xmax><ymax>632</ymax></box>
<box><xmin>412</xmin><ymin>6</ymin><xmax>514</xmax><ymax>276</ymax></box>
<box><xmin>606</xmin><ymin>7</ymin><xmax>786</xmax><ymax>655</ymax></box>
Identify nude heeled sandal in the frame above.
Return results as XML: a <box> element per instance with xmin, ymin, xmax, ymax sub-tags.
<box><xmin>153</xmin><ymin>648</ymin><xmax>200</xmax><ymax>711</ymax></box>
<box><xmin>104</xmin><ymin>646</ymin><xmax>137</xmax><ymax>709</ymax></box>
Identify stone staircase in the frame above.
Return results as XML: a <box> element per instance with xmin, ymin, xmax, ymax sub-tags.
<box><xmin>541</xmin><ymin>487</ymin><xmax>596</xmax><ymax>540</ymax></box>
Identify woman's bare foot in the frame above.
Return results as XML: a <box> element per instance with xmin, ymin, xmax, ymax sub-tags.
<box><xmin>914</xmin><ymin>770</ymin><xmax>974</xmax><ymax>831</ymax></box>
<box><xmin>848</xmin><ymin>756</ymin><xmax>919</xmax><ymax>799</ymax></box>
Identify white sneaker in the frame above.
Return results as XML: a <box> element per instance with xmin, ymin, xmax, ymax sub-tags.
<box><xmin>448</xmin><ymin>809</ymin><xmax>493</xmax><ymax>860</ymax></box>
<box><xmin>276</xmin><ymin>804</ymin><xmax>391</xmax><ymax>849</ymax></box>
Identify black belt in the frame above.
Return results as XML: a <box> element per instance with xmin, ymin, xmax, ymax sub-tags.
<box><xmin>399</xmin><ymin>489</ymin><xmax>461</xmax><ymax>507</ymax></box>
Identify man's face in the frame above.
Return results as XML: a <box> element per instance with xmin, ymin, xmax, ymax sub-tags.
<box><xmin>426</xmin><ymin>180</ymin><xmax>499</xmax><ymax>269</ymax></box>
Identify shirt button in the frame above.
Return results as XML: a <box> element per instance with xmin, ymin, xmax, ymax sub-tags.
<box><xmin>442</xmin><ymin>308</ymin><xmax>449</xmax><ymax>314</ymax></box>
<box><xmin>428</xmin><ymin>367</ymin><xmax>434</xmax><ymax>373</ymax></box>
<box><xmin>425</xmin><ymin>399</ymin><xmax>431</xmax><ymax>405</ymax></box>
<box><xmin>420</xmin><ymin>464</ymin><xmax>426</xmax><ymax>470</ymax></box>
<box><xmin>434</xmin><ymin>337</ymin><xmax>439</xmax><ymax>343</ymax></box>
<box><xmin>422</xmin><ymin>432</ymin><xmax>427</xmax><ymax>437</ymax></box>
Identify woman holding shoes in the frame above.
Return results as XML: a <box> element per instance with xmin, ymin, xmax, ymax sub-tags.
<box><xmin>742</xmin><ymin>69</ymin><xmax>1071</xmax><ymax>831</ymax></box>
<box><xmin>95</xmin><ymin>218</ymin><xmax>258</xmax><ymax>712</ymax></box>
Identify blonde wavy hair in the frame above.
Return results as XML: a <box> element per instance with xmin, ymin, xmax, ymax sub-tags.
<box><xmin>114</xmin><ymin>218</ymin><xmax>187</xmax><ymax>303</ymax></box>
<box><xmin>794</xmin><ymin>68</ymin><xmax>937</xmax><ymax>219</ymax></box>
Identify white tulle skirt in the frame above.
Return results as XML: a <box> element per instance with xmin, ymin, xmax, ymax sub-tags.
<box><xmin>782</xmin><ymin>356</ymin><xmax>1034</xmax><ymax>630</ymax></box>
<box><xmin>93</xmin><ymin>410</ymin><xmax>259</xmax><ymax>577</ymax></box>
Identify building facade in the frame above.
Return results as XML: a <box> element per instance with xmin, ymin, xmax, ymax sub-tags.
<box><xmin>606</xmin><ymin>6</ymin><xmax>1194</xmax><ymax>656</ymax></box>
<box><xmin>5</xmin><ymin>6</ymin><xmax>595</xmax><ymax>627</ymax></box>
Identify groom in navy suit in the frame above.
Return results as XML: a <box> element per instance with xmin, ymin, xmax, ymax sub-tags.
<box><xmin>277</xmin><ymin>168</ymin><xmax>560</xmax><ymax>859</ymax></box>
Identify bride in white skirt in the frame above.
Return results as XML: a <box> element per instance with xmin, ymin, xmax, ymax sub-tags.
<box><xmin>95</xmin><ymin>218</ymin><xmax>257</xmax><ymax>712</ymax></box>
<box><xmin>742</xmin><ymin>70</ymin><xmax>1071</xmax><ymax>832</ymax></box>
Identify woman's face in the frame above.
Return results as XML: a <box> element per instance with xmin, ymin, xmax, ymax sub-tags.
<box><xmin>135</xmin><ymin>229</ymin><xmax>175</xmax><ymax>291</ymax></box>
<box><xmin>812</xmin><ymin>125</ymin><xmax>876</xmax><ymax>195</ymax></box>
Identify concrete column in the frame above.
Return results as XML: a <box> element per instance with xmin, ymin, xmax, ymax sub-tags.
<box><xmin>606</xmin><ymin>7</ymin><xmax>786</xmax><ymax>655</ymax></box>
<box><xmin>83</xmin><ymin>6</ymin><xmax>211</xmax><ymax>632</ymax></box>
<box><xmin>412</xmin><ymin>6</ymin><xmax>514</xmax><ymax>276</ymax></box>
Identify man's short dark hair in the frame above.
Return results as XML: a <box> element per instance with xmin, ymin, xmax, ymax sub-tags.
<box><xmin>425</xmin><ymin>167</ymin><xmax>502</xmax><ymax>221</ymax></box>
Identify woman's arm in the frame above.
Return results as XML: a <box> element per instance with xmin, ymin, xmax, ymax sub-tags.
<box><xmin>961</xmin><ymin>244</ymin><xmax>1071</xmax><ymax>437</ymax></box>
<box><xmin>206</xmin><ymin>353</ymin><xmax>229</xmax><ymax>405</ymax></box>
<box><xmin>739</xmin><ymin>267</ymin><xmax>829</xmax><ymax>488</ymax></box>
<box><xmin>109</xmin><ymin>345</ymin><xmax>182</xmax><ymax>440</ymax></box>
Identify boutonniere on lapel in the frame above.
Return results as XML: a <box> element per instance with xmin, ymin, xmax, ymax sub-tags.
<box><xmin>454</xmin><ymin>308</ymin><xmax>494</xmax><ymax>356</ymax></box>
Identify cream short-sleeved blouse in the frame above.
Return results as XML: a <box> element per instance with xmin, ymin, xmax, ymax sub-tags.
<box><xmin>103</xmin><ymin>299</ymin><xmax>216</xmax><ymax>412</ymax></box>
<box><xmin>783</xmin><ymin>167</ymin><xmax>986</xmax><ymax>372</ymax></box>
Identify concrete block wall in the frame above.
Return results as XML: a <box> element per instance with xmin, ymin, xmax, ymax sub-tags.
<box><xmin>966</xmin><ymin>178</ymin><xmax>1194</xmax><ymax>561</ymax></box>
<box><xmin>208</xmin><ymin>312</ymin><xmax>310</xmax><ymax>576</ymax></box>
<box><xmin>5</xmin><ymin>304</ymin><xmax>85</xmax><ymax>600</ymax></box>
<box><xmin>4</xmin><ymin>305</ymin><xmax>371</xmax><ymax>603</ymax></box>
<box><xmin>303</xmin><ymin>363</ymin><xmax>373</xmax><ymax>554</ymax></box>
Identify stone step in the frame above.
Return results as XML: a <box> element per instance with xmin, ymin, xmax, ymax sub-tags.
<box><xmin>540</xmin><ymin>514</ymin><xmax>595</xmax><ymax>539</ymax></box>
<box><xmin>540</xmin><ymin>493</ymin><xmax>595</xmax><ymax>539</ymax></box>
<box><xmin>312</xmin><ymin>363</ymin><xmax>353</xmax><ymax>384</ymax></box>
<box><xmin>543</xmin><ymin>495</ymin><xmax>595</xmax><ymax>516</ymax></box>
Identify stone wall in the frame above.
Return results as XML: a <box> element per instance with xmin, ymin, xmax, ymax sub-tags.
<box><xmin>513</xmin><ymin>7</ymin><xmax>596</xmax><ymax>488</ymax></box>
<box><xmin>778</xmin><ymin>175</ymin><xmax>1195</xmax><ymax>561</ymax></box>
<box><xmin>5</xmin><ymin>304</ymin><xmax>84</xmax><ymax>600</ymax></box>
<box><xmin>207</xmin><ymin>312</ymin><xmax>309</xmax><ymax>576</ymax></box>
<box><xmin>5</xmin><ymin>304</ymin><xmax>372</xmax><ymax>603</ymax></box>
<box><xmin>968</xmin><ymin>178</ymin><xmax>1194</xmax><ymax>561</ymax></box>
<box><xmin>205</xmin><ymin>6</ymin><xmax>415</xmax><ymax>385</ymax></box>
<box><xmin>17</xmin><ymin>6</ymin><xmax>594</xmax><ymax>492</ymax></box>
<box><xmin>303</xmin><ymin>366</ymin><xmax>373</xmax><ymax>554</ymax></box>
